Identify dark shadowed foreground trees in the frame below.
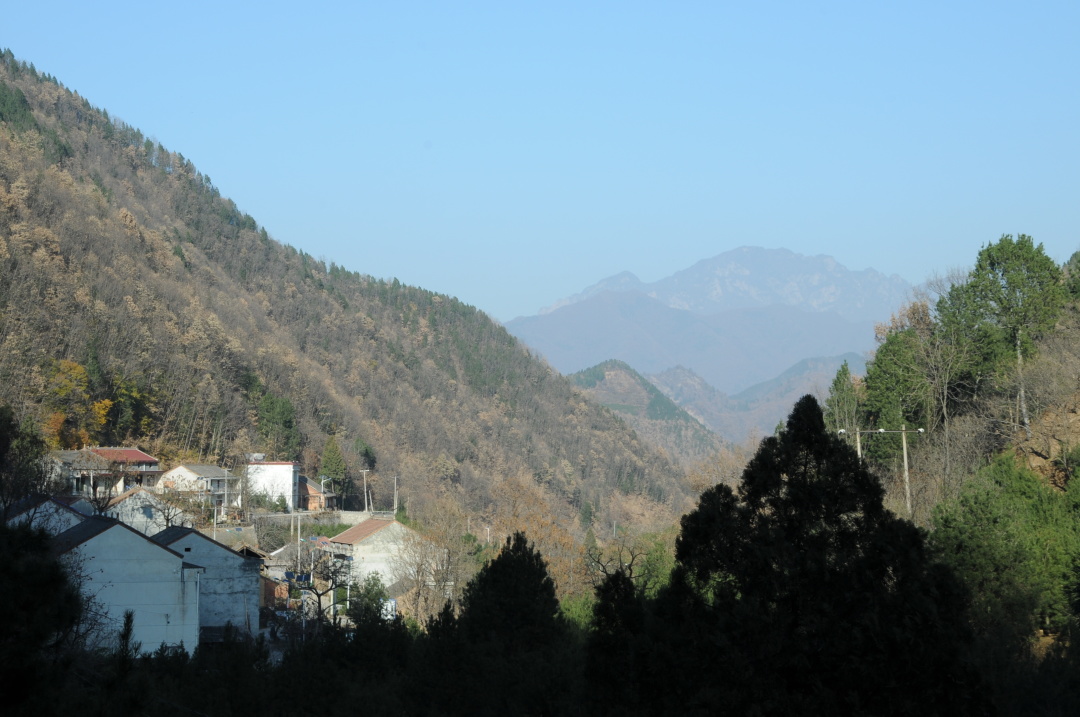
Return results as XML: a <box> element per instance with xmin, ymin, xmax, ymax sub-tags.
<box><xmin>417</xmin><ymin>531</ymin><xmax>581</xmax><ymax>716</ymax></box>
<box><xmin>0</xmin><ymin>522</ymin><xmax>84</xmax><ymax>713</ymax></box>
<box><xmin>21</xmin><ymin>395</ymin><xmax>1080</xmax><ymax>714</ymax></box>
<box><xmin>588</xmin><ymin>395</ymin><xmax>987</xmax><ymax>716</ymax></box>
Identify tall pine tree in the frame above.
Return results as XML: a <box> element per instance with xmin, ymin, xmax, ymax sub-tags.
<box><xmin>599</xmin><ymin>395</ymin><xmax>985</xmax><ymax>715</ymax></box>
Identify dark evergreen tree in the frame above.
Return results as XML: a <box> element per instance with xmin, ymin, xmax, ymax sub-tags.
<box><xmin>939</xmin><ymin>234</ymin><xmax>1065</xmax><ymax>435</ymax></box>
<box><xmin>823</xmin><ymin>359</ymin><xmax>861</xmax><ymax>437</ymax></box>
<box><xmin>0</xmin><ymin>405</ymin><xmax>54</xmax><ymax>519</ymax></box>
<box><xmin>613</xmin><ymin>395</ymin><xmax>985</xmax><ymax>715</ymax></box>
<box><xmin>320</xmin><ymin>434</ymin><xmax>347</xmax><ymax>496</ymax></box>
<box><xmin>585</xmin><ymin>568</ymin><xmax>648</xmax><ymax>716</ymax></box>
<box><xmin>256</xmin><ymin>393</ymin><xmax>301</xmax><ymax>460</ymax></box>
<box><xmin>419</xmin><ymin>532</ymin><xmax>580</xmax><ymax>716</ymax></box>
<box><xmin>0</xmin><ymin>523</ymin><xmax>83</xmax><ymax>712</ymax></box>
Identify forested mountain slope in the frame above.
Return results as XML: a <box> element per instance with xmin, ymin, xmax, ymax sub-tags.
<box><xmin>0</xmin><ymin>51</ymin><xmax>690</xmax><ymax>576</ymax></box>
<box><xmin>567</xmin><ymin>360</ymin><xmax>725</xmax><ymax>467</ymax></box>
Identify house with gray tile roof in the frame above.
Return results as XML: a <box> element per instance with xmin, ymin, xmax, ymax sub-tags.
<box><xmin>51</xmin><ymin>516</ymin><xmax>202</xmax><ymax>654</ymax></box>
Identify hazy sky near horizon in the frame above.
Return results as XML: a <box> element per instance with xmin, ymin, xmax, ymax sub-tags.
<box><xmin>7</xmin><ymin>2</ymin><xmax>1079</xmax><ymax>320</ymax></box>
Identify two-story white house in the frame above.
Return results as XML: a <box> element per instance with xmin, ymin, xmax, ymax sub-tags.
<box><xmin>157</xmin><ymin>464</ymin><xmax>242</xmax><ymax>516</ymax></box>
<box><xmin>88</xmin><ymin>447</ymin><xmax>162</xmax><ymax>491</ymax></box>
<box><xmin>49</xmin><ymin>449</ymin><xmax>114</xmax><ymax>497</ymax></box>
<box><xmin>49</xmin><ymin>447</ymin><xmax>161</xmax><ymax>497</ymax></box>
<box><xmin>328</xmin><ymin>518</ymin><xmax>420</xmax><ymax>592</ymax></box>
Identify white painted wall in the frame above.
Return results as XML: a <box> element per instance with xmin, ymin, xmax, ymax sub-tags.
<box><xmin>247</xmin><ymin>462</ymin><xmax>299</xmax><ymax>511</ymax></box>
<box><xmin>332</xmin><ymin>522</ymin><xmax>416</xmax><ymax>585</ymax></box>
<box><xmin>157</xmin><ymin>466</ymin><xmax>204</xmax><ymax>493</ymax></box>
<box><xmin>72</xmin><ymin>524</ymin><xmax>201</xmax><ymax>654</ymax></box>
<box><xmin>108</xmin><ymin>489</ymin><xmax>181</xmax><ymax>535</ymax></box>
<box><xmin>165</xmin><ymin>533</ymin><xmax>261</xmax><ymax>635</ymax></box>
<box><xmin>7</xmin><ymin>499</ymin><xmax>86</xmax><ymax>535</ymax></box>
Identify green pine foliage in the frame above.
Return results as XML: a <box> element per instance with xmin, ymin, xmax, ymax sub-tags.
<box><xmin>256</xmin><ymin>393</ymin><xmax>301</xmax><ymax>461</ymax></box>
<box><xmin>0</xmin><ymin>79</ymin><xmax>36</xmax><ymax>133</ymax></box>
<box><xmin>320</xmin><ymin>435</ymin><xmax>346</xmax><ymax>485</ymax></box>
<box><xmin>932</xmin><ymin>454</ymin><xmax>1080</xmax><ymax>637</ymax></box>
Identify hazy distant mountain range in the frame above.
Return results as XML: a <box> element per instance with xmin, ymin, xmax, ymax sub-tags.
<box><xmin>506</xmin><ymin>247</ymin><xmax>908</xmax><ymax>444</ymax></box>
<box><xmin>539</xmin><ymin>247</ymin><xmax>911</xmax><ymax>323</ymax></box>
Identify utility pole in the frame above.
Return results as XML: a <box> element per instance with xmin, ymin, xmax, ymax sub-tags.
<box><xmin>360</xmin><ymin>469</ymin><xmax>370</xmax><ymax>513</ymax></box>
<box><xmin>839</xmin><ymin>426</ymin><xmax>925</xmax><ymax>517</ymax></box>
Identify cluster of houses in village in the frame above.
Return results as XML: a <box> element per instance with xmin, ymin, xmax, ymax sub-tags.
<box><xmin>47</xmin><ymin>447</ymin><xmax>335</xmax><ymax>517</ymax></box>
<box><xmin>5</xmin><ymin>446</ymin><xmax>422</xmax><ymax>655</ymax></box>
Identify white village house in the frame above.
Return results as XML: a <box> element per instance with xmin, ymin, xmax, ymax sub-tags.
<box><xmin>50</xmin><ymin>447</ymin><xmax>161</xmax><ymax>497</ymax></box>
<box><xmin>51</xmin><ymin>516</ymin><xmax>202</xmax><ymax>654</ymax></box>
<box><xmin>246</xmin><ymin>460</ymin><xmax>300</xmax><ymax>512</ymax></box>
<box><xmin>328</xmin><ymin>518</ymin><xmax>420</xmax><ymax>593</ymax></box>
<box><xmin>6</xmin><ymin>494</ymin><xmax>89</xmax><ymax>534</ymax></box>
<box><xmin>156</xmin><ymin>464</ymin><xmax>242</xmax><ymax>514</ymax></box>
<box><xmin>49</xmin><ymin>449</ymin><xmax>114</xmax><ymax>496</ymax></box>
<box><xmin>105</xmin><ymin>486</ymin><xmax>192</xmax><ymax>536</ymax></box>
<box><xmin>247</xmin><ymin>458</ymin><xmax>332</xmax><ymax>512</ymax></box>
<box><xmin>151</xmin><ymin>526</ymin><xmax>262</xmax><ymax>640</ymax></box>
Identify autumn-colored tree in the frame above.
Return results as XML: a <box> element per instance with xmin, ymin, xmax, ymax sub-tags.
<box><xmin>491</xmin><ymin>475</ymin><xmax>588</xmax><ymax>599</ymax></box>
<box><xmin>41</xmin><ymin>360</ymin><xmax>111</xmax><ymax>448</ymax></box>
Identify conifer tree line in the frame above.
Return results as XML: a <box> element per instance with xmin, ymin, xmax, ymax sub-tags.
<box><xmin>821</xmin><ymin>234</ymin><xmax>1080</xmax><ymax>712</ymax></box>
<box><xmin>14</xmin><ymin>390</ymin><xmax>1080</xmax><ymax>714</ymax></box>
<box><xmin>826</xmin><ymin>234</ymin><xmax>1075</xmax><ymax>518</ymax></box>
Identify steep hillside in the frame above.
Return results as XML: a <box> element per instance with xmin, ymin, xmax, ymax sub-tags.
<box><xmin>567</xmin><ymin>360</ymin><xmax>725</xmax><ymax>467</ymax></box>
<box><xmin>0</xmin><ymin>51</ymin><xmax>689</xmax><ymax>574</ymax></box>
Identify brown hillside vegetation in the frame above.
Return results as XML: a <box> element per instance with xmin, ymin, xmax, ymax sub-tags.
<box><xmin>0</xmin><ymin>51</ymin><xmax>690</xmax><ymax>596</ymax></box>
<box><xmin>1011</xmin><ymin>305</ymin><xmax>1080</xmax><ymax>486</ymax></box>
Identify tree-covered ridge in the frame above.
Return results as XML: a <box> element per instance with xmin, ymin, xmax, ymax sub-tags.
<box><xmin>826</xmin><ymin>234</ymin><xmax>1072</xmax><ymax>517</ymax></box>
<box><xmin>0</xmin><ymin>49</ymin><xmax>688</xmax><ymax>579</ymax></box>
<box><xmin>817</xmin><ymin>235</ymin><xmax>1080</xmax><ymax>712</ymax></box>
<box><xmin>568</xmin><ymin>359</ymin><xmax>726</xmax><ymax>467</ymax></box>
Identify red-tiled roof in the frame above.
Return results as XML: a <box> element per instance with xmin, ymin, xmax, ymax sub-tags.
<box><xmin>329</xmin><ymin>518</ymin><xmax>399</xmax><ymax>545</ymax></box>
<box><xmin>90</xmin><ymin>447</ymin><xmax>159</xmax><ymax>464</ymax></box>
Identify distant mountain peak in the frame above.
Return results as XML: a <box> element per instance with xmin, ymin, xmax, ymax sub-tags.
<box><xmin>539</xmin><ymin>270</ymin><xmax>643</xmax><ymax>315</ymax></box>
<box><xmin>539</xmin><ymin>246</ymin><xmax>909</xmax><ymax>323</ymax></box>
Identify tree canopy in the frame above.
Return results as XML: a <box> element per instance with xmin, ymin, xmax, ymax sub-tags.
<box><xmin>591</xmin><ymin>395</ymin><xmax>985</xmax><ymax>715</ymax></box>
<box><xmin>940</xmin><ymin>234</ymin><xmax>1065</xmax><ymax>434</ymax></box>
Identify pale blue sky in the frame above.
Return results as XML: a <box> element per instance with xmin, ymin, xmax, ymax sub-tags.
<box><xmin>6</xmin><ymin>2</ymin><xmax>1079</xmax><ymax>320</ymax></box>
